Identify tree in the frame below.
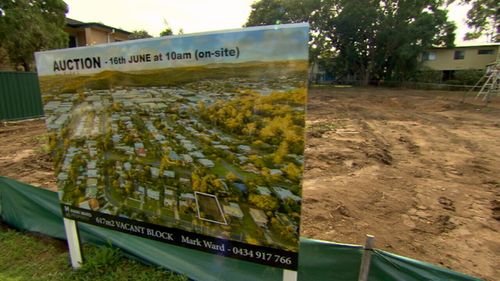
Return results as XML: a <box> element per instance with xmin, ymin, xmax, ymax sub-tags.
<box><xmin>245</xmin><ymin>0</ymin><xmax>321</xmax><ymax>63</ymax></box>
<box><xmin>249</xmin><ymin>194</ymin><xmax>279</xmax><ymax>211</ymax></box>
<box><xmin>128</xmin><ymin>30</ymin><xmax>153</xmax><ymax>40</ymax></box>
<box><xmin>225</xmin><ymin>172</ymin><xmax>239</xmax><ymax>182</ymax></box>
<box><xmin>311</xmin><ymin>0</ymin><xmax>455</xmax><ymax>83</ymax></box>
<box><xmin>159</xmin><ymin>19</ymin><xmax>183</xmax><ymax>36</ymax></box>
<box><xmin>0</xmin><ymin>0</ymin><xmax>68</xmax><ymax>71</ymax></box>
<box><xmin>452</xmin><ymin>0</ymin><xmax>499</xmax><ymax>42</ymax></box>
<box><xmin>273</xmin><ymin>141</ymin><xmax>289</xmax><ymax>165</ymax></box>
<box><xmin>246</xmin><ymin>0</ymin><xmax>456</xmax><ymax>83</ymax></box>
<box><xmin>159</xmin><ymin>27</ymin><xmax>173</xmax><ymax>36</ymax></box>
<box><xmin>245</xmin><ymin>0</ymin><xmax>320</xmax><ymax>27</ymax></box>
<box><xmin>159</xmin><ymin>153</ymin><xmax>172</xmax><ymax>173</ymax></box>
<box><xmin>243</xmin><ymin>122</ymin><xmax>257</xmax><ymax>137</ymax></box>
<box><xmin>122</xmin><ymin>181</ymin><xmax>132</xmax><ymax>195</ymax></box>
<box><xmin>283</xmin><ymin>162</ymin><xmax>301</xmax><ymax>181</ymax></box>
<box><xmin>191</xmin><ymin>172</ymin><xmax>201</xmax><ymax>190</ymax></box>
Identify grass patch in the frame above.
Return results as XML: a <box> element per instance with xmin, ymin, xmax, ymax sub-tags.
<box><xmin>0</xmin><ymin>223</ymin><xmax>187</xmax><ymax>281</ymax></box>
<box><xmin>125</xmin><ymin>197</ymin><xmax>142</xmax><ymax>209</ymax></box>
<box><xmin>210</xmin><ymin>162</ymin><xmax>230</xmax><ymax>177</ymax></box>
<box><xmin>239</xmin><ymin>205</ymin><xmax>263</xmax><ymax>243</ymax></box>
<box><xmin>143</xmin><ymin>197</ymin><xmax>161</xmax><ymax>212</ymax></box>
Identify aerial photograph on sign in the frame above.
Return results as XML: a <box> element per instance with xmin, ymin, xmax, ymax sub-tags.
<box><xmin>36</xmin><ymin>24</ymin><xmax>308</xmax><ymax>254</ymax></box>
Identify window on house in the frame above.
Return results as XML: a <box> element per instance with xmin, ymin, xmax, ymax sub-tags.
<box><xmin>422</xmin><ymin>51</ymin><xmax>436</xmax><ymax>61</ymax></box>
<box><xmin>454</xmin><ymin>50</ymin><xmax>465</xmax><ymax>60</ymax></box>
<box><xmin>478</xmin><ymin>49</ymin><xmax>494</xmax><ymax>55</ymax></box>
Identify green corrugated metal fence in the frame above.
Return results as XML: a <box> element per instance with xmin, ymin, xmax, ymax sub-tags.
<box><xmin>0</xmin><ymin>71</ymin><xmax>44</xmax><ymax>121</ymax></box>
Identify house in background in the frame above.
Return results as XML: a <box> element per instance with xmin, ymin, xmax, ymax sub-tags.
<box><xmin>1</xmin><ymin>18</ymin><xmax>132</xmax><ymax>70</ymax></box>
<box><xmin>421</xmin><ymin>43</ymin><xmax>500</xmax><ymax>80</ymax></box>
<box><xmin>65</xmin><ymin>18</ymin><xmax>131</xmax><ymax>48</ymax></box>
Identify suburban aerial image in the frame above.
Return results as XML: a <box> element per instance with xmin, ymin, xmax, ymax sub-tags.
<box><xmin>40</xmin><ymin>60</ymin><xmax>307</xmax><ymax>252</ymax></box>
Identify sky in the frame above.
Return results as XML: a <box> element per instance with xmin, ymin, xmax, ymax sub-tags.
<box><xmin>64</xmin><ymin>0</ymin><xmax>489</xmax><ymax>46</ymax></box>
<box><xmin>64</xmin><ymin>0</ymin><xmax>255</xmax><ymax>36</ymax></box>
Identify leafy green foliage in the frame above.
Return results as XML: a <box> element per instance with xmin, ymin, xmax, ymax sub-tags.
<box><xmin>245</xmin><ymin>0</ymin><xmax>321</xmax><ymax>62</ymax></box>
<box><xmin>411</xmin><ymin>68</ymin><xmax>483</xmax><ymax>85</ymax></box>
<box><xmin>246</xmin><ymin>0</ymin><xmax>456</xmax><ymax>83</ymax></box>
<box><xmin>128</xmin><ymin>30</ymin><xmax>153</xmax><ymax>40</ymax></box>
<box><xmin>0</xmin><ymin>0</ymin><xmax>68</xmax><ymax>71</ymax></box>
<box><xmin>199</xmin><ymin>89</ymin><xmax>306</xmax><ymax>155</ymax></box>
<box><xmin>77</xmin><ymin>245</ymin><xmax>122</xmax><ymax>275</ymax></box>
<box><xmin>452</xmin><ymin>0</ymin><xmax>499</xmax><ymax>42</ymax></box>
<box><xmin>160</xmin><ymin>27</ymin><xmax>173</xmax><ymax>36</ymax></box>
<box><xmin>191</xmin><ymin>171</ymin><xmax>227</xmax><ymax>193</ymax></box>
<box><xmin>410</xmin><ymin>68</ymin><xmax>444</xmax><ymax>83</ymax></box>
<box><xmin>312</xmin><ymin>0</ymin><xmax>456</xmax><ymax>82</ymax></box>
<box><xmin>159</xmin><ymin>20</ymin><xmax>177</xmax><ymax>36</ymax></box>
<box><xmin>245</xmin><ymin>0</ymin><xmax>320</xmax><ymax>26</ymax></box>
<box><xmin>452</xmin><ymin>69</ymin><xmax>484</xmax><ymax>85</ymax></box>
<box><xmin>249</xmin><ymin>194</ymin><xmax>279</xmax><ymax>211</ymax></box>
<box><xmin>70</xmin><ymin>245</ymin><xmax>187</xmax><ymax>281</ymax></box>
<box><xmin>282</xmin><ymin>162</ymin><xmax>301</xmax><ymax>181</ymax></box>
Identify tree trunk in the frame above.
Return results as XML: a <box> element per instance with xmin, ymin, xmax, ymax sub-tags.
<box><xmin>360</xmin><ymin>67</ymin><xmax>371</xmax><ymax>86</ymax></box>
<box><xmin>22</xmin><ymin>61</ymin><xmax>30</xmax><ymax>72</ymax></box>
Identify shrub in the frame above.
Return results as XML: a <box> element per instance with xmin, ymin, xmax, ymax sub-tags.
<box><xmin>410</xmin><ymin>68</ymin><xmax>443</xmax><ymax>83</ymax></box>
<box><xmin>453</xmin><ymin>69</ymin><xmax>483</xmax><ymax>85</ymax></box>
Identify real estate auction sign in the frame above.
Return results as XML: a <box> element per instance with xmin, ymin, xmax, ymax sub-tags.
<box><xmin>36</xmin><ymin>24</ymin><xmax>308</xmax><ymax>270</ymax></box>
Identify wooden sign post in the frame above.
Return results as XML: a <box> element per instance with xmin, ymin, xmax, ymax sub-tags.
<box><xmin>63</xmin><ymin>218</ymin><xmax>82</xmax><ymax>268</ymax></box>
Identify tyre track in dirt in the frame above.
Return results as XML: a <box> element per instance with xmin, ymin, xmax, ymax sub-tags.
<box><xmin>302</xmin><ymin>87</ymin><xmax>500</xmax><ymax>280</ymax></box>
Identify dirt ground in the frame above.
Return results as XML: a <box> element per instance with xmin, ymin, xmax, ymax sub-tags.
<box><xmin>0</xmin><ymin>119</ymin><xmax>55</xmax><ymax>188</ymax></box>
<box><xmin>1</xmin><ymin>87</ymin><xmax>499</xmax><ymax>280</ymax></box>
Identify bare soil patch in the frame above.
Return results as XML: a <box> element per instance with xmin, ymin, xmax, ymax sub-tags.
<box><xmin>303</xmin><ymin>87</ymin><xmax>500</xmax><ymax>281</ymax></box>
<box><xmin>0</xmin><ymin>119</ymin><xmax>55</xmax><ymax>190</ymax></box>
<box><xmin>0</xmin><ymin>87</ymin><xmax>499</xmax><ymax>280</ymax></box>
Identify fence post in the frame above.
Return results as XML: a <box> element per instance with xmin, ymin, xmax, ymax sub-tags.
<box><xmin>358</xmin><ymin>235</ymin><xmax>375</xmax><ymax>281</ymax></box>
